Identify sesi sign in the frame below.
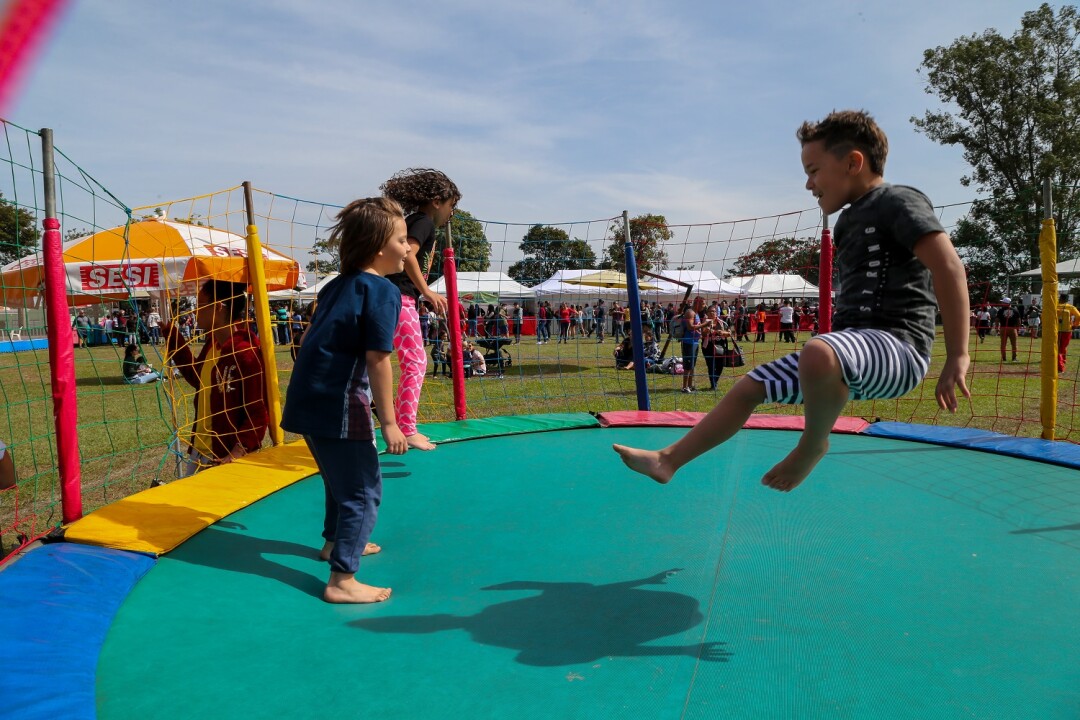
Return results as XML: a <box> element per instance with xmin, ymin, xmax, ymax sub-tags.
<box><xmin>80</xmin><ymin>263</ymin><xmax>161</xmax><ymax>291</ymax></box>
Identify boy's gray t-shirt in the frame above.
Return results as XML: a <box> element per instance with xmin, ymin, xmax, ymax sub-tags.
<box><xmin>832</xmin><ymin>183</ymin><xmax>944</xmax><ymax>357</ymax></box>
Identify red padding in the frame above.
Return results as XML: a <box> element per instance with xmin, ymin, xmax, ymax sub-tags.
<box><xmin>596</xmin><ymin>411</ymin><xmax>869</xmax><ymax>435</ymax></box>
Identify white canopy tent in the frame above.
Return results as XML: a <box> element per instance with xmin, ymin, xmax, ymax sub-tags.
<box><xmin>429</xmin><ymin>272</ymin><xmax>535</xmax><ymax>304</ymax></box>
<box><xmin>730</xmin><ymin>274</ymin><xmax>821</xmax><ymax>300</ymax></box>
<box><xmin>1016</xmin><ymin>258</ymin><xmax>1080</xmax><ymax>278</ymax></box>
<box><xmin>650</xmin><ymin>270</ymin><xmax>747</xmax><ymax>301</ymax></box>
<box><xmin>267</xmin><ymin>272</ymin><xmax>339</xmax><ymax>301</ymax></box>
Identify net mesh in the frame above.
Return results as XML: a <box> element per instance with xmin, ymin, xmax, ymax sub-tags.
<box><xmin>0</xmin><ymin>130</ymin><xmax>1075</xmax><ymax>562</ymax></box>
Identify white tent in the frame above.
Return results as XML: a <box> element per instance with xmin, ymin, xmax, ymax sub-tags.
<box><xmin>429</xmin><ymin>272</ymin><xmax>534</xmax><ymax>303</ymax></box>
<box><xmin>267</xmin><ymin>272</ymin><xmax>339</xmax><ymax>301</ymax></box>
<box><xmin>650</xmin><ymin>270</ymin><xmax>746</xmax><ymax>301</ymax></box>
<box><xmin>1016</xmin><ymin>258</ymin><xmax>1080</xmax><ymax>278</ymax></box>
<box><xmin>531</xmin><ymin>269</ymin><xmax>627</xmax><ymax>305</ymax></box>
<box><xmin>730</xmin><ymin>274</ymin><xmax>821</xmax><ymax>299</ymax></box>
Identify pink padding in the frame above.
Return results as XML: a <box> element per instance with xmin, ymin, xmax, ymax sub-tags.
<box><xmin>597</xmin><ymin>411</ymin><xmax>705</xmax><ymax>427</ymax></box>
<box><xmin>596</xmin><ymin>411</ymin><xmax>869</xmax><ymax>434</ymax></box>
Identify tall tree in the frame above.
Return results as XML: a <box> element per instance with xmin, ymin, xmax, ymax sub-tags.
<box><xmin>305</xmin><ymin>237</ymin><xmax>340</xmax><ymax>276</ymax></box>
<box><xmin>0</xmin><ymin>193</ymin><xmax>41</xmax><ymax>267</ymax></box>
<box><xmin>434</xmin><ymin>209</ymin><xmax>491</xmax><ymax>274</ymax></box>
<box><xmin>726</xmin><ymin>236</ymin><xmax>822</xmax><ymax>286</ymax></box>
<box><xmin>507</xmin><ymin>225</ymin><xmax>597</xmax><ymax>286</ymax></box>
<box><xmin>602</xmin><ymin>214</ymin><xmax>670</xmax><ymax>275</ymax></box>
<box><xmin>912</xmin><ymin>3</ymin><xmax>1080</xmax><ymax>298</ymax></box>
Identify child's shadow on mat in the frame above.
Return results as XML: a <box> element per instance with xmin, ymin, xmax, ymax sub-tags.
<box><xmin>169</xmin><ymin>525</ymin><xmax>325</xmax><ymax>598</ymax></box>
<box><xmin>350</xmin><ymin>569</ymin><xmax>732</xmax><ymax>666</ymax></box>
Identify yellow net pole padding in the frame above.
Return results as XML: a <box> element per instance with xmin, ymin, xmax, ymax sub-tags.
<box><xmin>243</xmin><ymin>181</ymin><xmax>284</xmax><ymax>446</ymax></box>
<box><xmin>1039</xmin><ymin>213</ymin><xmax>1058</xmax><ymax>441</ymax></box>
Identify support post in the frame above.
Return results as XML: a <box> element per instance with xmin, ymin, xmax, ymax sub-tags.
<box><xmin>40</xmin><ymin>128</ymin><xmax>82</xmax><ymax>522</ymax></box>
<box><xmin>1039</xmin><ymin>178</ymin><xmax>1058</xmax><ymax>441</ymax></box>
<box><xmin>243</xmin><ymin>181</ymin><xmax>284</xmax><ymax>445</ymax></box>
<box><xmin>818</xmin><ymin>211</ymin><xmax>833</xmax><ymax>334</ymax></box>
<box><xmin>623</xmin><ymin>211</ymin><xmax>650</xmax><ymax>411</ymax></box>
<box><xmin>443</xmin><ymin>222</ymin><xmax>467</xmax><ymax>420</ymax></box>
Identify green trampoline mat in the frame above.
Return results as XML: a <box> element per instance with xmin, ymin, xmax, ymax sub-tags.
<box><xmin>96</xmin><ymin>427</ymin><xmax>1080</xmax><ymax>719</ymax></box>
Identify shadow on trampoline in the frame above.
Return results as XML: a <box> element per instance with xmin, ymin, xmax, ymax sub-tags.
<box><xmin>172</xmin><ymin>525</ymin><xmax>325</xmax><ymax>598</ymax></box>
<box><xmin>350</xmin><ymin>569</ymin><xmax>732</xmax><ymax>667</ymax></box>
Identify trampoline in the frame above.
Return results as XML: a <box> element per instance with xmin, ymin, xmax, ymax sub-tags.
<box><xmin>3</xmin><ymin>412</ymin><xmax>1080</xmax><ymax>719</ymax></box>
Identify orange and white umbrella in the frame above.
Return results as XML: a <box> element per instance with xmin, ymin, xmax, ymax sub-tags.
<box><xmin>0</xmin><ymin>217</ymin><xmax>303</xmax><ymax>305</ymax></box>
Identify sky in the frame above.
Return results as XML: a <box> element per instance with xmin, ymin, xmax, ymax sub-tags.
<box><xmin>4</xmin><ymin>0</ymin><xmax>1042</xmax><ymax>273</ymax></box>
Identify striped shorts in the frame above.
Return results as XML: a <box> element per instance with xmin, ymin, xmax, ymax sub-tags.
<box><xmin>748</xmin><ymin>328</ymin><xmax>930</xmax><ymax>405</ymax></box>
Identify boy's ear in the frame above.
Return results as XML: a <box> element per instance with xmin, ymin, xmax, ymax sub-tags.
<box><xmin>846</xmin><ymin>149</ymin><xmax>867</xmax><ymax>176</ymax></box>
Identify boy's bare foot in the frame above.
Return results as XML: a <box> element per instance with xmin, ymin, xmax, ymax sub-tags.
<box><xmin>761</xmin><ymin>441</ymin><xmax>828</xmax><ymax>492</ymax></box>
<box><xmin>612</xmin><ymin>444</ymin><xmax>674</xmax><ymax>484</ymax></box>
<box><xmin>319</xmin><ymin>541</ymin><xmax>381</xmax><ymax>561</ymax></box>
<box><xmin>406</xmin><ymin>432</ymin><xmax>436</xmax><ymax>451</ymax></box>
<box><xmin>323</xmin><ymin>574</ymin><xmax>392</xmax><ymax>604</ymax></box>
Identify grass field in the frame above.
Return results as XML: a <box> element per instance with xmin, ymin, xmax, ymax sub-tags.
<box><xmin>0</xmin><ymin>325</ymin><xmax>1074</xmax><ymax>554</ymax></box>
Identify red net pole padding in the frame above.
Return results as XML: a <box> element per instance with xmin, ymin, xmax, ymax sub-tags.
<box><xmin>818</xmin><ymin>213</ymin><xmax>833</xmax><ymax>335</ymax></box>
<box><xmin>41</xmin><ymin>210</ymin><xmax>83</xmax><ymax>523</ymax></box>
<box><xmin>442</xmin><ymin>243</ymin><xmax>467</xmax><ymax>420</ymax></box>
<box><xmin>0</xmin><ymin>0</ymin><xmax>70</xmax><ymax>113</ymax></box>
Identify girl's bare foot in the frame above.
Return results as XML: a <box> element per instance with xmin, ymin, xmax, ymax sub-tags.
<box><xmin>319</xmin><ymin>541</ymin><xmax>381</xmax><ymax>561</ymax></box>
<box><xmin>761</xmin><ymin>441</ymin><xmax>828</xmax><ymax>492</ymax></box>
<box><xmin>406</xmin><ymin>432</ymin><xmax>436</xmax><ymax>451</ymax></box>
<box><xmin>323</xmin><ymin>573</ymin><xmax>392</xmax><ymax>604</ymax></box>
<box><xmin>612</xmin><ymin>444</ymin><xmax>674</xmax><ymax>484</ymax></box>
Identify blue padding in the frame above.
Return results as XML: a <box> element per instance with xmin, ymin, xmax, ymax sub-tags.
<box><xmin>0</xmin><ymin>543</ymin><xmax>156</xmax><ymax>719</ymax></box>
<box><xmin>0</xmin><ymin>338</ymin><xmax>48</xmax><ymax>353</ymax></box>
<box><xmin>863</xmin><ymin>422</ymin><xmax>1080</xmax><ymax>470</ymax></box>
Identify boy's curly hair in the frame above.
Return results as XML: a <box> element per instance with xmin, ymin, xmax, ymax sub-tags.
<box><xmin>796</xmin><ymin>110</ymin><xmax>888</xmax><ymax>176</ymax></box>
<box><xmin>379</xmin><ymin>168</ymin><xmax>462</xmax><ymax>214</ymax></box>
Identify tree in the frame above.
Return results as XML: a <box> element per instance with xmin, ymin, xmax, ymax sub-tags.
<box><xmin>601</xmin><ymin>214</ymin><xmax>670</xmax><ymax>275</ymax></box>
<box><xmin>726</xmin><ymin>236</ymin><xmax>822</xmax><ymax>286</ymax></box>
<box><xmin>0</xmin><ymin>193</ymin><xmax>41</xmax><ymax>267</ymax></box>
<box><xmin>912</xmin><ymin>3</ymin><xmax>1080</xmax><ymax>299</ymax></box>
<box><xmin>434</xmin><ymin>209</ymin><xmax>491</xmax><ymax>274</ymax></box>
<box><xmin>305</xmin><ymin>237</ymin><xmax>340</xmax><ymax>276</ymax></box>
<box><xmin>507</xmin><ymin>225</ymin><xmax>597</xmax><ymax>286</ymax></box>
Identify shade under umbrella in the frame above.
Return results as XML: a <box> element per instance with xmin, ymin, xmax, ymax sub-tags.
<box><xmin>561</xmin><ymin>270</ymin><xmax>661</xmax><ymax>290</ymax></box>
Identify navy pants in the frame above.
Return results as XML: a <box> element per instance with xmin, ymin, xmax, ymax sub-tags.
<box><xmin>304</xmin><ymin>435</ymin><xmax>382</xmax><ymax>575</ymax></box>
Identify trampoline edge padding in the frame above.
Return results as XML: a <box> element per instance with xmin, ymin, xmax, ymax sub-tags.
<box><xmin>864</xmin><ymin>421</ymin><xmax>1080</xmax><ymax>470</ymax></box>
<box><xmin>0</xmin><ymin>543</ymin><xmax>155</xmax><ymax>720</ymax></box>
<box><xmin>384</xmin><ymin>412</ymin><xmax>601</xmax><ymax>448</ymax></box>
<box><xmin>64</xmin><ymin>440</ymin><xmax>319</xmax><ymax>555</ymax></box>
<box><xmin>597</xmin><ymin>411</ymin><xmax>870</xmax><ymax>434</ymax></box>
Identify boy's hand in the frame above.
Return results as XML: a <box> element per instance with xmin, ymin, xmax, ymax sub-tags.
<box><xmin>382</xmin><ymin>423</ymin><xmax>408</xmax><ymax>455</ymax></box>
<box><xmin>935</xmin><ymin>355</ymin><xmax>971</xmax><ymax>412</ymax></box>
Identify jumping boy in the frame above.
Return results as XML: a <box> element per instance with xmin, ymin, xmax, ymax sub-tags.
<box><xmin>614</xmin><ymin>110</ymin><xmax>970</xmax><ymax>492</ymax></box>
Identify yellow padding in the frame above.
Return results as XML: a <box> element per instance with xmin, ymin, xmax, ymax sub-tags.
<box><xmin>64</xmin><ymin>440</ymin><xmax>318</xmax><ymax>555</ymax></box>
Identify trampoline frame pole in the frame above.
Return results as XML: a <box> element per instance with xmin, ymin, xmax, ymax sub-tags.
<box><xmin>1039</xmin><ymin>179</ymin><xmax>1057</xmax><ymax>441</ymax></box>
<box><xmin>443</xmin><ymin>224</ymin><xmax>467</xmax><ymax>420</ymax></box>
<box><xmin>40</xmin><ymin>127</ymin><xmax>83</xmax><ymax>522</ymax></box>
<box><xmin>818</xmin><ymin>211</ymin><xmax>832</xmax><ymax>335</ymax></box>
<box><xmin>623</xmin><ymin>211</ymin><xmax>650</xmax><ymax>411</ymax></box>
<box><xmin>243</xmin><ymin>181</ymin><xmax>284</xmax><ymax>446</ymax></box>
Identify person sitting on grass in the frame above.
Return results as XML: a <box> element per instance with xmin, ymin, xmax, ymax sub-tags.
<box><xmin>122</xmin><ymin>343</ymin><xmax>161</xmax><ymax>384</ymax></box>
<box><xmin>614</xmin><ymin>337</ymin><xmax>635</xmax><ymax>370</ymax></box>
<box><xmin>614</xmin><ymin>109</ymin><xmax>970</xmax><ymax>493</ymax></box>
<box><xmin>467</xmin><ymin>343</ymin><xmax>487</xmax><ymax>376</ymax></box>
